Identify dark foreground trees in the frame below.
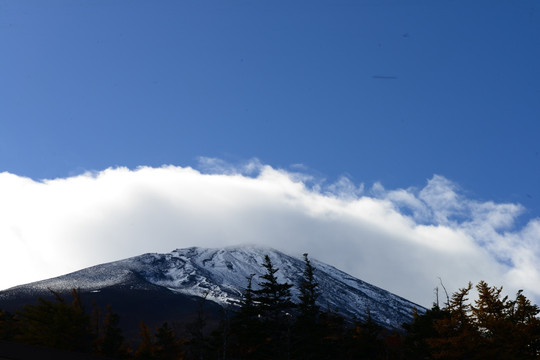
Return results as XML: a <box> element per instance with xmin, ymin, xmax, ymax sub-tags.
<box><xmin>15</xmin><ymin>289</ymin><xmax>93</xmax><ymax>352</ymax></box>
<box><xmin>406</xmin><ymin>281</ymin><xmax>540</xmax><ymax>360</ymax></box>
<box><xmin>2</xmin><ymin>259</ymin><xmax>540</xmax><ymax>360</ymax></box>
<box><xmin>225</xmin><ymin>253</ymin><xmax>403</xmax><ymax>360</ymax></box>
<box><xmin>0</xmin><ymin>289</ymin><xmax>130</xmax><ymax>357</ymax></box>
<box><xmin>228</xmin><ymin>254</ymin><xmax>295</xmax><ymax>359</ymax></box>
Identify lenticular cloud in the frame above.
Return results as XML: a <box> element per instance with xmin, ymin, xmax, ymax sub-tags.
<box><xmin>0</xmin><ymin>161</ymin><xmax>538</xmax><ymax>306</ymax></box>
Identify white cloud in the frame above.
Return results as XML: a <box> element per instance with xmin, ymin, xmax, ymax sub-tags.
<box><xmin>0</xmin><ymin>162</ymin><xmax>539</xmax><ymax>307</ymax></box>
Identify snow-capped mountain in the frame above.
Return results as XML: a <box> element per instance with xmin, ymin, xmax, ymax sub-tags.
<box><xmin>0</xmin><ymin>246</ymin><xmax>424</xmax><ymax>329</ymax></box>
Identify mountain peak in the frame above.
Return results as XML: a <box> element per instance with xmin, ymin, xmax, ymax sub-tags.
<box><xmin>0</xmin><ymin>245</ymin><xmax>424</xmax><ymax>329</ymax></box>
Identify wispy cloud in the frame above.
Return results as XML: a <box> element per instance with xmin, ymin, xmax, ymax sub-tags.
<box><xmin>1</xmin><ymin>160</ymin><xmax>538</xmax><ymax>307</ymax></box>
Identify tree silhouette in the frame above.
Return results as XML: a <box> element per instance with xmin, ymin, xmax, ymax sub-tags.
<box><xmin>135</xmin><ymin>321</ymin><xmax>155</xmax><ymax>360</ymax></box>
<box><xmin>292</xmin><ymin>253</ymin><xmax>321</xmax><ymax>359</ymax></box>
<box><xmin>298</xmin><ymin>253</ymin><xmax>319</xmax><ymax>322</ymax></box>
<box><xmin>155</xmin><ymin>322</ymin><xmax>183</xmax><ymax>360</ymax></box>
<box><xmin>94</xmin><ymin>304</ymin><xmax>127</xmax><ymax>358</ymax></box>
<box><xmin>254</xmin><ymin>255</ymin><xmax>294</xmax><ymax>318</ymax></box>
<box><xmin>423</xmin><ymin>281</ymin><xmax>540</xmax><ymax>360</ymax></box>
<box><xmin>15</xmin><ymin>289</ymin><xmax>92</xmax><ymax>352</ymax></box>
<box><xmin>252</xmin><ymin>255</ymin><xmax>294</xmax><ymax>359</ymax></box>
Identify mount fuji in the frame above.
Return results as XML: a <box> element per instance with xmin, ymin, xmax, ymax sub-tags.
<box><xmin>0</xmin><ymin>246</ymin><xmax>425</xmax><ymax>332</ymax></box>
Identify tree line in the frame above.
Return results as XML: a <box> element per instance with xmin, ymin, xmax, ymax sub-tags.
<box><xmin>1</xmin><ymin>253</ymin><xmax>540</xmax><ymax>359</ymax></box>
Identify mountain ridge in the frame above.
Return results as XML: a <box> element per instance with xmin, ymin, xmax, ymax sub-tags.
<box><xmin>0</xmin><ymin>245</ymin><xmax>425</xmax><ymax>330</ymax></box>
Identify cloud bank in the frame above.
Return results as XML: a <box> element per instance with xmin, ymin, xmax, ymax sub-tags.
<box><xmin>1</xmin><ymin>159</ymin><xmax>539</xmax><ymax>307</ymax></box>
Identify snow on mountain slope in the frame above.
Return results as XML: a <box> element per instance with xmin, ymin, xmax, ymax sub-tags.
<box><xmin>0</xmin><ymin>245</ymin><xmax>424</xmax><ymax>329</ymax></box>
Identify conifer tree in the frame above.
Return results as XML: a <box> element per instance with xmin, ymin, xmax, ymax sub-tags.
<box><xmin>298</xmin><ymin>253</ymin><xmax>319</xmax><ymax>321</ymax></box>
<box><xmin>316</xmin><ymin>309</ymin><xmax>348</xmax><ymax>359</ymax></box>
<box><xmin>240</xmin><ymin>273</ymin><xmax>257</xmax><ymax>317</ymax></box>
<box><xmin>0</xmin><ymin>309</ymin><xmax>16</xmax><ymax>341</ymax></box>
<box><xmin>98</xmin><ymin>304</ymin><xmax>126</xmax><ymax>358</ymax></box>
<box><xmin>155</xmin><ymin>322</ymin><xmax>183</xmax><ymax>360</ymax></box>
<box><xmin>185</xmin><ymin>292</ymin><xmax>213</xmax><ymax>360</ymax></box>
<box><xmin>346</xmin><ymin>314</ymin><xmax>384</xmax><ymax>360</ymax></box>
<box><xmin>471</xmin><ymin>281</ymin><xmax>513</xmax><ymax>358</ymax></box>
<box><xmin>403</xmin><ymin>305</ymin><xmax>449</xmax><ymax>359</ymax></box>
<box><xmin>424</xmin><ymin>281</ymin><xmax>540</xmax><ymax>360</ymax></box>
<box><xmin>471</xmin><ymin>281</ymin><xmax>540</xmax><ymax>359</ymax></box>
<box><xmin>230</xmin><ymin>274</ymin><xmax>264</xmax><ymax>359</ymax></box>
<box><xmin>254</xmin><ymin>255</ymin><xmax>294</xmax><ymax>318</ymax></box>
<box><xmin>209</xmin><ymin>306</ymin><xmax>233</xmax><ymax>360</ymax></box>
<box><xmin>135</xmin><ymin>321</ymin><xmax>156</xmax><ymax>360</ymax></box>
<box><xmin>253</xmin><ymin>255</ymin><xmax>294</xmax><ymax>359</ymax></box>
<box><xmin>428</xmin><ymin>282</ymin><xmax>479</xmax><ymax>359</ymax></box>
<box><xmin>510</xmin><ymin>290</ymin><xmax>540</xmax><ymax>358</ymax></box>
<box><xmin>90</xmin><ymin>300</ymin><xmax>101</xmax><ymax>347</ymax></box>
<box><xmin>293</xmin><ymin>253</ymin><xmax>321</xmax><ymax>360</ymax></box>
<box><xmin>15</xmin><ymin>288</ymin><xmax>92</xmax><ymax>352</ymax></box>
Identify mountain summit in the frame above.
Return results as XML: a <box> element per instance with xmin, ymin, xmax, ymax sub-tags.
<box><xmin>0</xmin><ymin>246</ymin><xmax>424</xmax><ymax>330</ymax></box>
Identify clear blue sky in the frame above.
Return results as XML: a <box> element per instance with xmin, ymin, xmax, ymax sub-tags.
<box><xmin>1</xmin><ymin>0</ymin><xmax>540</xmax><ymax>304</ymax></box>
<box><xmin>2</xmin><ymin>0</ymin><xmax>539</xmax><ymax>216</ymax></box>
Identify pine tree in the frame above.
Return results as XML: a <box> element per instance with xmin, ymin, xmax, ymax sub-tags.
<box><xmin>428</xmin><ymin>282</ymin><xmax>479</xmax><ymax>359</ymax></box>
<box><xmin>254</xmin><ymin>255</ymin><xmax>294</xmax><ymax>319</ymax></box>
<box><xmin>403</xmin><ymin>305</ymin><xmax>450</xmax><ymax>359</ymax></box>
<box><xmin>293</xmin><ymin>253</ymin><xmax>321</xmax><ymax>360</ymax></box>
<box><xmin>155</xmin><ymin>322</ymin><xmax>183</xmax><ymax>360</ymax></box>
<box><xmin>0</xmin><ymin>309</ymin><xmax>16</xmax><ymax>341</ymax></box>
<box><xmin>99</xmin><ymin>304</ymin><xmax>126</xmax><ymax>358</ymax></box>
<box><xmin>185</xmin><ymin>293</ymin><xmax>212</xmax><ymax>360</ymax></box>
<box><xmin>135</xmin><ymin>321</ymin><xmax>156</xmax><ymax>360</ymax></box>
<box><xmin>424</xmin><ymin>281</ymin><xmax>540</xmax><ymax>360</ymax></box>
<box><xmin>510</xmin><ymin>290</ymin><xmax>540</xmax><ymax>359</ymax></box>
<box><xmin>252</xmin><ymin>255</ymin><xmax>294</xmax><ymax>359</ymax></box>
<box><xmin>346</xmin><ymin>313</ymin><xmax>384</xmax><ymax>360</ymax></box>
<box><xmin>298</xmin><ymin>253</ymin><xmax>319</xmax><ymax>322</ymax></box>
<box><xmin>471</xmin><ymin>281</ymin><xmax>513</xmax><ymax>358</ymax></box>
<box><xmin>240</xmin><ymin>273</ymin><xmax>257</xmax><ymax>317</ymax></box>
<box><xmin>471</xmin><ymin>282</ymin><xmax>540</xmax><ymax>359</ymax></box>
<box><xmin>90</xmin><ymin>300</ymin><xmax>101</xmax><ymax>349</ymax></box>
<box><xmin>230</xmin><ymin>274</ymin><xmax>264</xmax><ymax>359</ymax></box>
<box><xmin>15</xmin><ymin>288</ymin><xmax>92</xmax><ymax>352</ymax></box>
<box><xmin>209</xmin><ymin>306</ymin><xmax>233</xmax><ymax>360</ymax></box>
<box><xmin>316</xmin><ymin>309</ymin><xmax>348</xmax><ymax>359</ymax></box>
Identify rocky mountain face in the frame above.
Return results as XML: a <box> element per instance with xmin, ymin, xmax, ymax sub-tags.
<box><xmin>0</xmin><ymin>246</ymin><xmax>425</xmax><ymax>330</ymax></box>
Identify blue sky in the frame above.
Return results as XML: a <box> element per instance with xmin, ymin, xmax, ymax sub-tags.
<box><xmin>1</xmin><ymin>0</ymin><xmax>540</xmax><ymax>306</ymax></box>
